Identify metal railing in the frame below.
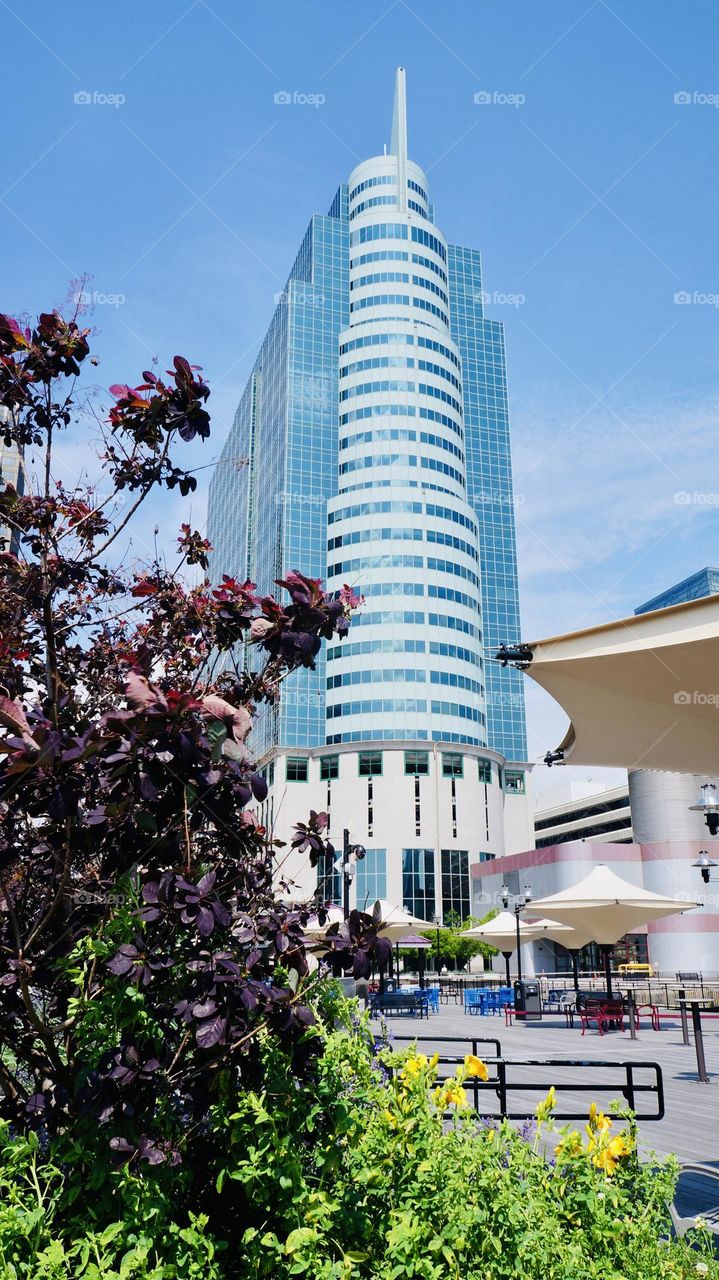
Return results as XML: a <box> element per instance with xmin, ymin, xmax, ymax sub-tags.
<box><xmin>386</xmin><ymin>1034</ymin><xmax>664</xmax><ymax>1120</ymax></box>
<box><xmin>536</xmin><ymin>973</ymin><xmax>719</xmax><ymax>1010</ymax></box>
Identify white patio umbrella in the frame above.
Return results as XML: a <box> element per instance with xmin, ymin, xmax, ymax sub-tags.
<box><xmin>528</xmin><ymin>864</ymin><xmax>699</xmax><ymax>996</ymax></box>
<box><xmin>302</xmin><ymin>906</ymin><xmax>345</xmax><ymax>943</ymax></box>
<box><xmin>371</xmin><ymin>898</ymin><xmax>435</xmax><ymax>939</ymax></box>
<box><xmin>462</xmin><ymin>911</ymin><xmax>542</xmax><ymax>985</ymax></box>
<box><xmin>371</xmin><ymin>899</ymin><xmax>435</xmax><ymax>985</ymax></box>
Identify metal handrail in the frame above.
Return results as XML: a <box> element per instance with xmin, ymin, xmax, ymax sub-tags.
<box><xmin>385</xmin><ymin>1034</ymin><xmax>664</xmax><ymax>1120</ymax></box>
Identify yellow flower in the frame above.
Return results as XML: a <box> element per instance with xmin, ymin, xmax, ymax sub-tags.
<box><xmin>383</xmin><ymin>1109</ymin><xmax>397</xmax><ymax>1128</ymax></box>
<box><xmin>536</xmin><ymin>1085</ymin><xmax>557</xmax><ymax>1121</ymax></box>
<box><xmin>464</xmin><ymin>1054</ymin><xmax>489</xmax><ymax>1081</ymax></box>
<box><xmin>555</xmin><ymin>1131</ymin><xmax>583</xmax><ymax>1160</ymax></box>
<box><xmin>445</xmin><ymin>1084</ymin><xmax>468</xmax><ymax>1108</ymax></box>
<box><xmin>592</xmin><ymin>1133</ymin><xmax>632</xmax><ymax>1175</ymax></box>
<box><xmin>402</xmin><ymin>1053</ymin><xmax>428</xmax><ymax>1079</ymax></box>
<box><xmin>586</xmin><ymin>1110</ymin><xmax>612</xmax><ymax>1142</ymax></box>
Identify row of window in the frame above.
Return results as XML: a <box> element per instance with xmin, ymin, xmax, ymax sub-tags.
<box><xmin>340</xmin><ymin>478</ymin><xmax>457</xmax><ymax>500</ymax></box>
<box><xmin>339</xmin><ymin>406</ymin><xmax>463</xmax><ymax>440</ymax></box>
<box><xmin>338</xmin><ymin>330</ymin><xmax>459</xmax><ymax>368</ymax></box>
<box><xmin>326</xmin><ymin>668</ymin><xmax>483</xmax><ymax>695</ymax></box>
<box><xmin>283</xmin><ymin>751</ymin><xmax>502</xmax><ymax>783</ymax></box>
<box><xmin>427</xmin><ymin>529</ymin><xmax>477</xmax><ymax>560</ymax></box>
<box><xmin>328</xmin><ymin>552</ymin><xmax>474</xmax><ymax>581</ymax></box>
<box><xmin>427</xmin><ymin>557</ymin><xmax>479</xmax><ymax>588</ymax></box>
<box><xmin>350</xmin><ymin>251</ymin><xmax>448</xmax><ymax>283</ymax></box>
<box><xmin>355</xmin><ymin>581</ymin><xmax>480</xmax><ymax>612</ymax></box>
<box><xmin>326</xmin><ymin>637</ymin><xmax>479</xmax><ymax>664</ymax></box>
<box><xmin>339</xmin><ymin>429</ymin><xmax>463</xmax><ymax>461</ymax></box>
<box><xmin>349</xmin><ymin>174</ymin><xmax>396</xmax><ymax>199</ymax></box>
<box><xmin>349</xmin><ymin>223</ymin><xmax>446</xmax><ymax>261</ymax></box>
<box><xmin>339</xmin><ymin>380</ymin><xmax>461</xmax><ymax>417</ymax></box>
<box><xmin>340</xmin><ymin>608</ymin><xmax>481</xmax><ymax>642</ymax></box>
<box><xmin>328</xmin><ymin>525</ymin><xmax>421</xmax><ymax>550</ymax></box>
<box><xmin>319</xmin><ymin>848</ymin><xmax>481</xmax><ymax>924</ymax></box>
<box><xmin>350</xmin><ymin>195</ymin><xmax>398</xmax><ymax>216</ymax></box>
<box><xmin>326</xmin><ymin>730</ymin><xmax>486</xmax><ymax>747</ymax></box>
<box><xmin>326</xmin><ymin>698</ymin><xmax>485</xmax><ymax>724</ymax></box>
<box><xmin>337</xmin><ymin>455</ymin><xmax>465</xmax><ymax>487</ymax></box>
<box><xmin>350</xmin><ymin>271</ymin><xmax>446</xmax><ymax>304</ymax></box>
<box><xmin>327</xmin><ymin>526</ymin><xmax>477</xmax><ymax>562</ymax></box>
<box><xmin>349</xmin><ymin>294</ymin><xmax>449</xmax><ymax>326</ymax></box>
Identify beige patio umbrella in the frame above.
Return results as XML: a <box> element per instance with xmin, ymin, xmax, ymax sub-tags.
<box><xmin>528</xmin><ymin>864</ymin><xmax>698</xmax><ymax>996</ymax></box>
<box><xmin>512</xmin><ymin>593</ymin><xmax>719</xmax><ymax>775</ymax></box>
<box><xmin>525</xmin><ymin>918</ymin><xmax>593</xmax><ymax>991</ymax></box>
<box><xmin>462</xmin><ymin>911</ymin><xmax>543</xmax><ymax>985</ymax></box>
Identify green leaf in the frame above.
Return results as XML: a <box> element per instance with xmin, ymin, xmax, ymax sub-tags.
<box><xmin>285</xmin><ymin>1227</ymin><xmax>318</xmax><ymax>1254</ymax></box>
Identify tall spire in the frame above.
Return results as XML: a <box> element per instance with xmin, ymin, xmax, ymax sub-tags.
<box><xmin>389</xmin><ymin>66</ymin><xmax>408</xmax><ymax>212</ymax></box>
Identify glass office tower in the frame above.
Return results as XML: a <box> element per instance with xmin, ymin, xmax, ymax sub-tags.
<box><xmin>208</xmin><ymin>190</ymin><xmax>349</xmax><ymax>756</ymax></box>
<box><xmin>208</xmin><ymin>70</ymin><xmax>532</xmax><ymax>902</ymax></box>
<box><xmin>635</xmin><ymin>567</ymin><xmax>719</xmax><ymax>615</ymax></box>
<box><xmin>209</xmin><ymin>69</ymin><xmax>526</xmax><ymax>760</ymax></box>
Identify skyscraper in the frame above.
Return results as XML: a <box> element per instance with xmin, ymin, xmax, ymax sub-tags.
<box><xmin>208</xmin><ymin>70</ymin><xmax>532</xmax><ymax>906</ymax></box>
<box><xmin>634</xmin><ymin>567</ymin><xmax>719</xmax><ymax>616</ymax></box>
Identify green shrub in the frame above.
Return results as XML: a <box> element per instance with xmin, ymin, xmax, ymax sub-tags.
<box><xmin>0</xmin><ymin>1000</ymin><xmax>716</xmax><ymax>1279</ymax></box>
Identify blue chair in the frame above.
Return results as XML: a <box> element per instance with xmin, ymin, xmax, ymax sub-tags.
<box><xmin>464</xmin><ymin>989</ymin><xmax>483</xmax><ymax>1015</ymax></box>
<box><xmin>498</xmin><ymin>987</ymin><xmax>514</xmax><ymax>1009</ymax></box>
<box><xmin>484</xmin><ymin>990</ymin><xmax>502</xmax><ymax>1015</ymax></box>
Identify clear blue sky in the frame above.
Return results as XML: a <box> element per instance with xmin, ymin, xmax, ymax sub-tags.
<box><xmin>3</xmin><ymin>1</ymin><xmax>718</xmax><ymax>784</ymax></box>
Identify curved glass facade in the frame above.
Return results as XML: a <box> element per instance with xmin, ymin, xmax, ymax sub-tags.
<box><xmin>327</xmin><ymin>123</ymin><xmax>487</xmax><ymax>748</ymax></box>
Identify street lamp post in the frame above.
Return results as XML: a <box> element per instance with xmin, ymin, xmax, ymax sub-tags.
<box><xmin>689</xmin><ymin>783</ymin><xmax>719</xmax><ymax>836</ymax></box>
<box><xmin>692</xmin><ymin>850</ymin><xmax>719</xmax><ymax>884</ymax></box>
<box><xmin>501</xmin><ymin>883</ymin><xmax>533</xmax><ymax>987</ymax></box>
<box><xmin>433</xmin><ymin>912</ymin><xmax>442</xmax><ymax>976</ymax></box>
<box><xmin>340</xmin><ymin>829</ymin><xmax>366</xmax><ymax>920</ymax></box>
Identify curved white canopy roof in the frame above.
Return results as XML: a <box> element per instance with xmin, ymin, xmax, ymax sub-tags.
<box><xmin>528</xmin><ymin>864</ymin><xmax>698</xmax><ymax>945</ymax></box>
<box><xmin>522</xmin><ymin>594</ymin><xmax>719</xmax><ymax>774</ymax></box>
